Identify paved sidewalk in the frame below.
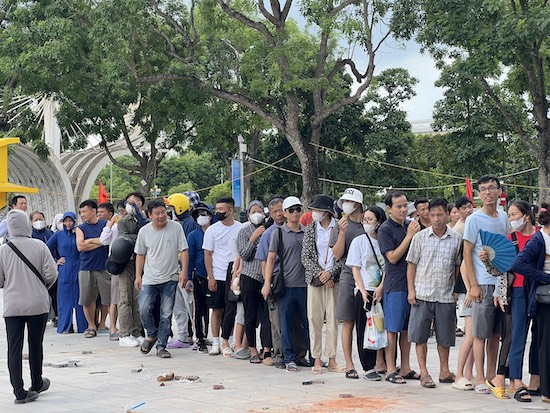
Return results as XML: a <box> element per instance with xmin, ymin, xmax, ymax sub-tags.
<box><xmin>0</xmin><ymin>302</ymin><xmax>546</xmax><ymax>412</ymax></box>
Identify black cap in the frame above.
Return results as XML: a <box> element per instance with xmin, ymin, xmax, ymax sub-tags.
<box><xmin>309</xmin><ymin>194</ymin><xmax>335</xmax><ymax>216</ymax></box>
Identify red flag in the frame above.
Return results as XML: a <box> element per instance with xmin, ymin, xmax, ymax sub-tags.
<box><xmin>465</xmin><ymin>178</ymin><xmax>473</xmax><ymax>201</ymax></box>
<box><xmin>98</xmin><ymin>180</ymin><xmax>109</xmax><ymax>203</ymax></box>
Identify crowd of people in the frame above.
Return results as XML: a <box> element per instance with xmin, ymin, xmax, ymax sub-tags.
<box><xmin>0</xmin><ymin>174</ymin><xmax>549</xmax><ymax>406</ymax></box>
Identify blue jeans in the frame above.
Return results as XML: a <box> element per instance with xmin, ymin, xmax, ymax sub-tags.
<box><xmin>509</xmin><ymin>287</ymin><xmax>539</xmax><ymax>378</ymax></box>
<box><xmin>139</xmin><ymin>280</ymin><xmax>177</xmax><ymax>349</ymax></box>
<box><xmin>278</xmin><ymin>287</ymin><xmax>309</xmax><ymax>364</ymax></box>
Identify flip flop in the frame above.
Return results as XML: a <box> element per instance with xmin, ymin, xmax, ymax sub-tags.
<box><xmin>84</xmin><ymin>328</ymin><xmax>97</xmax><ymax>338</ymax></box>
<box><xmin>385</xmin><ymin>371</ymin><xmax>406</xmax><ymax>384</ymax></box>
<box><xmin>345</xmin><ymin>369</ymin><xmax>359</xmax><ymax>379</ymax></box>
<box><xmin>514</xmin><ymin>387</ymin><xmax>532</xmax><ymax>403</ymax></box>
<box><xmin>439</xmin><ymin>372</ymin><xmax>456</xmax><ymax>383</ymax></box>
<box><xmin>475</xmin><ymin>383</ymin><xmax>490</xmax><ymax>394</ymax></box>
<box><xmin>157</xmin><ymin>348</ymin><xmax>172</xmax><ymax>358</ymax></box>
<box><xmin>486</xmin><ymin>379</ymin><xmax>511</xmax><ymax>399</ymax></box>
<box><xmin>420</xmin><ymin>375</ymin><xmax>436</xmax><ymax>388</ymax></box>
<box><xmin>286</xmin><ymin>362</ymin><xmax>298</xmax><ymax>372</ymax></box>
<box><xmin>401</xmin><ymin>370</ymin><xmax>421</xmax><ymax>380</ymax></box>
<box><xmin>452</xmin><ymin>377</ymin><xmax>474</xmax><ymax>391</ymax></box>
<box><xmin>311</xmin><ymin>366</ymin><xmax>323</xmax><ymax>374</ymax></box>
<box><xmin>140</xmin><ymin>338</ymin><xmax>157</xmax><ymax>355</ymax></box>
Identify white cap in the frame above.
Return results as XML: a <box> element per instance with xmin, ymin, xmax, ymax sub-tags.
<box><xmin>282</xmin><ymin>196</ymin><xmax>303</xmax><ymax>210</ymax></box>
<box><xmin>337</xmin><ymin>188</ymin><xmax>364</xmax><ymax>210</ymax></box>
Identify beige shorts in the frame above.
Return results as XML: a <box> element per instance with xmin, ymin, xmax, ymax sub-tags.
<box><xmin>79</xmin><ymin>270</ymin><xmax>111</xmax><ymax>306</ymax></box>
<box><xmin>110</xmin><ymin>275</ymin><xmax>119</xmax><ymax>306</ymax></box>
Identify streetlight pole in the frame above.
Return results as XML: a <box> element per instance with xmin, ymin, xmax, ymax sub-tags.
<box><xmin>238</xmin><ymin>135</ymin><xmax>247</xmax><ymax>217</ymax></box>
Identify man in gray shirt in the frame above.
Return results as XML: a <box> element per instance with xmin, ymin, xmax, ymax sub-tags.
<box><xmin>134</xmin><ymin>199</ymin><xmax>189</xmax><ymax>359</ymax></box>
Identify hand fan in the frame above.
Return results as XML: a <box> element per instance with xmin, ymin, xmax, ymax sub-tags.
<box><xmin>479</xmin><ymin>230</ymin><xmax>517</xmax><ymax>272</ymax></box>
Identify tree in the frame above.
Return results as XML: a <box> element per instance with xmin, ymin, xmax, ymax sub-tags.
<box><xmin>124</xmin><ymin>0</ymin><xmax>416</xmax><ymax>203</ymax></box>
<box><xmin>394</xmin><ymin>0</ymin><xmax>550</xmax><ymax>199</ymax></box>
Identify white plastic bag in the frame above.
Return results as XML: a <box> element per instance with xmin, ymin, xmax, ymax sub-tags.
<box><xmin>364</xmin><ymin>311</ymin><xmax>388</xmax><ymax>350</ymax></box>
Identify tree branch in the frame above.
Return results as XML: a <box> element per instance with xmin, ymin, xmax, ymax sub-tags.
<box><xmin>217</xmin><ymin>0</ymin><xmax>276</xmax><ymax>46</ymax></box>
<box><xmin>119</xmin><ymin>118</ymin><xmax>144</xmax><ymax>160</ymax></box>
<box><xmin>259</xmin><ymin>0</ymin><xmax>278</xmax><ymax>25</ymax></box>
<box><xmin>101</xmin><ymin>138</ymin><xmax>140</xmax><ymax>172</ymax></box>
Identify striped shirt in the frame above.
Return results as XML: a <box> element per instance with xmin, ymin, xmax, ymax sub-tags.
<box><xmin>406</xmin><ymin>226</ymin><xmax>462</xmax><ymax>303</ymax></box>
<box><xmin>237</xmin><ymin>223</ymin><xmax>264</xmax><ymax>282</ymax></box>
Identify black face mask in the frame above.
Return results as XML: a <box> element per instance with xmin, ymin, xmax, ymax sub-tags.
<box><xmin>215</xmin><ymin>211</ymin><xmax>227</xmax><ymax>221</ymax></box>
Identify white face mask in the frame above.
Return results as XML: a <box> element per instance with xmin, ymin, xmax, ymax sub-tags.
<box><xmin>56</xmin><ymin>222</ymin><xmax>64</xmax><ymax>231</ymax></box>
<box><xmin>311</xmin><ymin>211</ymin><xmax>326</xmax><ymax>222</ymax></box>
<box><xmin>197</xmin><ymin>215</ymin><xmax>211</xmax><ymax>227</ymax></box>
<box><xmin>32</xmin><ymin>220</ymin><xmax>46</xmax><ymax>231</ymax></box>
<box><xmin>126</xmin><ymin>204</ymin><xmax>134</xmax><ymax>215</ymax></box>
<box><xmin>250</xmin><ymin>212</ymin><xmax>265</xmax><ymax>225</ymax></box>
<box><xmin>342</xmin><ymin>201</ymin><xmax>357</xmax><ymax>215</ymax></box>
<box><xmin>363</xmin><ymin>223</ymin><xmax>377</xmax><ymax>234</ymax></box>
<box><xmin>510</xmin><ymin>216</ymin><xmax>526</xmax><ymax>232</ymax></box>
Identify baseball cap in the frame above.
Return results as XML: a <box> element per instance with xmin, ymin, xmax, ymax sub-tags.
<box><xmin>337</xmin><ymin>188</ymin><xmax>364</xmax><ymax>210</ymax></box>
<box><xmin>282</xmin><ymin>196</ymin><xmax>303</xmax><ymax>210</ymax></box>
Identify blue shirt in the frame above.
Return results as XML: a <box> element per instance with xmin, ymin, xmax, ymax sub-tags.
<box><xmin>78</xmin><ymin>220</ymin><xmax>109</xmax><ymax>271</ymax></box>
<box><xmin>32</xmin><ymin>228</ymin><xmax>54</xmax><ymax>244</ymax></box>
<box><xmin>179</xmin><ymin>212</ymin><xmax>200</xmax><ymax>238</ymax></box>
<box><xmin>255</xmin><ymin>223</ymin><xmax>281</xmax><ymax>262</ymax></box>
<box><xmin>377</xmin><ymin>217</ymin><xmax>410</xmax><ymax>293</ymax></box>
<box><xmin>463</xmin><ymin>209</ymin><xmax>510</xmax><ymax>285</ymax></box>
<box><xmin>188</xmin><ymin>227</ymin><xmax>206</xmax><ymax>278</ymax></box>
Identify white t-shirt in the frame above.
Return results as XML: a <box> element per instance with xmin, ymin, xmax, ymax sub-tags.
<box><xmin>316</xmin><ymin>219</ymin><xmax>336</xmax><ymax>271</ymax></box>
<box><xmin>203</xmin><ymin>220</ymin><xmax>243</xmax><ymax>280</ymax></box>
<box><xmin>134</xmin><ymin>220</ymin><xmax>188</xmax><ymax>285</ymax></box>
<box><xmin>345</xmin><ymin>234</ymin><xmax>384</xmax><ymax>292</ymax></box>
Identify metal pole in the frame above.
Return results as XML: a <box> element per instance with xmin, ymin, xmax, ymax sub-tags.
<box><xmin>238</xmin><ymin>135</ymin><xmax>246</xmax><ymax>210</ymax></box>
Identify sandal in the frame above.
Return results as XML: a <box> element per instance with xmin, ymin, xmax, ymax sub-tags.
<box><xmin>222</xmin><ymin>347</ymin><xmax>232</xmax><ymax>358</ymax></box>
<box><xmin>420</xmin><ymin>375</ymin><xmax>436</xmax><ymax>388</ymax></box>
<box><xmin>109</xmin><ymin>332</ymin><xmax>119</xmax><ymax>341</ymax></box>
<box><xmin>140</xmin><ymin>338</ymin><xmax>157</xmax><ymax>355</ymax></box>
<box><xmin>475</xmin><ymin>383</ymin><xmax>490</xmax><ymax>394</ymax></box>
<box><xmin>84</xmin><ymin>329</ymin><xmax>97</xmax><ymax>338</ymax></box>
<box><xmin>286</xmin><ymin>362</ymin><xmax>298</xmax><ymax>372</ymax></box>
<box><xmin>401</xmin><ymin>370</ymin><xmax>421</xmax><ymax>380</ymax></box>
<box><xmin>385</xmin><ymin>371</ymin><xmax>406</xmax><ymax>384</ymax></box>
<box><xmin>485</xmin><ymin>379</ymin><xmax>510</xmax><ymax>399</ymax></box>
<box><xmin>439</xmin><ymin>372</ymin><xmax>456</xmax><ymax>383</ymax></box>
<box><xmin>311</xmin><ymin>365</ymin><xmax>323</xmax><ymax>374</ymax></box>
<box><xmin>528</xmin><ymin>387</ymin><xmax>541</xmax><ymax>396</ymax></box>
<box><xmin>249</xmin><ymin>355</ymin><xmax>261</xmax><ymax>364</ymax></box>
<box><xmin>364</xmin><ymin>369</ymin><xmax>382</xmax><ymax>381</ymax></box>
<box><xmin>345</xmin><ymin>369</ymin><xmax>359</xmax><ymax>379</ymax></box>
<box><xmin>514</xmin><ymin>387</ymin><xmax>531</xmax><ymax>403</ymax></box>
<box><xmin>157</xmin><ymin>348</ymin><xmax>172</xmax><ymax>358</ymax></box>
<box><xmin>327</xmin><ymin>364</ymin><xmax>346</xmax><ymax>373</ymax></box>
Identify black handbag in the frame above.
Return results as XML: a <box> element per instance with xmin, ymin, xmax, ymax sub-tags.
<box><xmin>271</xmin><ymin>228</ymin><xmax>285</xmax><ymax>300</ymax></box>
<box><xmin>536</xmin><ymin>284</ymin><xmax>550</xmax><ymax>304</ymax></box>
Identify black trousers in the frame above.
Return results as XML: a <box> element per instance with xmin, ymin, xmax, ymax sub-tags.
<box><xmin>497</xmin><ymin>312</ymin><xmax>513</xmax><ymax>376</ymax></box>
<box><xmin>221</xmin><ymin>262</ymin><xmax>237</xmax><ymax>340</ymax></box>
<box><xmin>354</xmin><ymin>291</ymin><xmax>377</xmax><ymax>372</ymax></box>
<box><xmin>241</xmin><ymin>275</ymin><xmax>272</xmax><ymax>348</ymax></box>
<box><xmin>49</xmin><ymin>280</ymin><xmax>58</xmax><ymax>318</ymax></box>
<box><xmin>538</xmin><ymin>303</ymin><xmax>550</xmax><ymax>398</ymax></box>
<box><xmin>5</xmin><ymin>313</ymin><xmax>48</xmax><ymax>399</ymax></box>
<box><xmin>193</xmin><ymin>274</ymin><xmax>210</xmax><ymax>342</ymax></box>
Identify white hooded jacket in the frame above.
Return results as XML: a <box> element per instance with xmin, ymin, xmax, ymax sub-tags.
<box><xmin>0</xmin><ymin>209</ymin><xmax>57</xmax><ymax>317</ymax></box>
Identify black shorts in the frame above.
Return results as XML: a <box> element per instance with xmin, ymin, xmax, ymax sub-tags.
<box><xmin>211</xmin><ymin>280</ymin><xmax>226</xmax><ymax>310</ymax></box>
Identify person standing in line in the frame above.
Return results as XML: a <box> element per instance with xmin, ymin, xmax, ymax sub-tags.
<box><xmin>331</xmin><ymin>188</ymin><xmax>367</xmax><ymax>380</ymax></box>
<box><xmin>262</xmin><ymin>196</ymin><xmax>309</xmax><ymax>373</ymax></box>
<box><xmin>414</xmin><ymin>197</ymin><xmax>431</xmax><ymax>230</ymax></box>
<box><xmin>187</xmin><ymin>202</ymin><xmax>214</xmax><ymax>353</ymax></box>
<box><xmin>346</xmin><ymin>206</ymin><xmax>387</xmax><ymax>381</ymax></box>
<box><xmin>406</xmin><ymin>198</ymin><xmax>462</xmax><ymax>388</ymax></box>
<box><xmin>0</xmin><ymin>209</ymin><xmax>57</xmax><ymax>404</ymax></box>
<box><xmin>463</xmin><ymin>175</ymin><xmax>509</xmax><ymax>395</ymax></box>
<box><xmin>117</xmin><ymin>192</ymin><xmax>148</xmax><ymax>347</ymax></box>
<box><xmin>377</xmin><ymin>191</ymin><xmax>421</xmax><ymax>384</ymax></box>
<box><xmin>0</xmin><ymin>195</ymin><xmax>27</xmax><ymax>240</ymax></box>
<box><xmin>203</xmin><ymin>197</ymin><xmax>242</xmax><ymax>356</ymax></box>
<box><xmin>75</xmin><ymin>200</ymin><xmax>111</xmax><ymax>338</ymax></box>
<box><xmin>301</xmin><ymin>195</ymin><xmax>344</xmax><ymax>374</ymax></box>
<box><xmin>134</xmin><ymin>199</ymin><xmax>189</xmax><ymax>359</ymax></box>
<box><xmin>47</xmin><ymin>212</ymin><xmax>87</xmax><ymax>334</ymax></box>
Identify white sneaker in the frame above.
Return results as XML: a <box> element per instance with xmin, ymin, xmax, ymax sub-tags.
<box><xmin>132</xmin><ymin>336</ymin><xmax>146</xmax><ymax>345</ymax></box>
<box><xmin>119</xmin><ymin>336</ymin><xmax>139</xmax><ymax>347</ymax></box>
<box><xmin>209</xmin><ymin>345</ymin><xmax>221</xmax><ymax>356</ymax></box>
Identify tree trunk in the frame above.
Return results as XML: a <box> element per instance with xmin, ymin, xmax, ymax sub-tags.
<box><xmin>538</xmin><ymin>128</ymin><xmax>550</xmax><ymax>202</ymax></box>
<box><xmin>245</xmin><ymin>130</ymin><xmax>260</xmax><ymax>206</ymax></box>
<box><xmin>285</xmin><ymin>129</ymin><xmax>319</xmax><ymax>206</ymax></box>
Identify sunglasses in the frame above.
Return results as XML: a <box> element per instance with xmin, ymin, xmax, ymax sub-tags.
<box><xmin>197</xmin><ymin>211</ymin><xmax>211</xmax><ymax>216</ymax></box>
<box><xmin>287</xmin><ymin>206</ymin><xmax>302</xmax><ymax>214</ymax></box>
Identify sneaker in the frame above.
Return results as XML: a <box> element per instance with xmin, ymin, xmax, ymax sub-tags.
<box><xmin>233</xmin><ymin>348</ymin><xmax>251</xmax><ymax>359</ymax></box>
<box><xmin>198</xmin><ymin>341</ymin><xmax>209</xmax><ymax>353</ymax></box>
<box><xmin>275</xmin><ymin>359</ymin><xmax>286</xmax><ymax>369</ymax></box>
<box><xmin>132</xmin><ymin>336</ymin><xmax>146</xmax><ymax>345</ymax></box>
<box><xmin>119</xmin><ymin>336</ymin><xmax>139</xmax><ymax>347</ymax></box>
<box><xmin>167</xmin><ymin>339</ymin><xmax>190</xmax><ymax>349</ymax></box>
<box><xmin>209</xmin><ymin>345</ymin><xmax>221</xmax><ymax>356</ymax></box>
<box><xmin>30</xmin><ymin>377</ymin><xmax>50</xmax><ymax>394</ymax></box>
<box><xmin>14</xmin><ymin>390</ymin><xmax>39</xmax><ymax>404</ymax></box>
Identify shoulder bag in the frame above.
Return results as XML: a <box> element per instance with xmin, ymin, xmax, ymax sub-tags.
<box><xmin>271</xmin><ymin>227</ymin><xmax>285</xmax><ymax>300</ymax></box>
<box><xmin>7</xmin><ymin>242</ymin><xmax>48</xmax><ymax>288</ymax></box>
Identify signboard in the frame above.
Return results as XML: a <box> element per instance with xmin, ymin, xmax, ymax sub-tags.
<box><xmin>231</xmin><ymin>159</ymin><xmax>241</xmax><ymax>208</ymax></box>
